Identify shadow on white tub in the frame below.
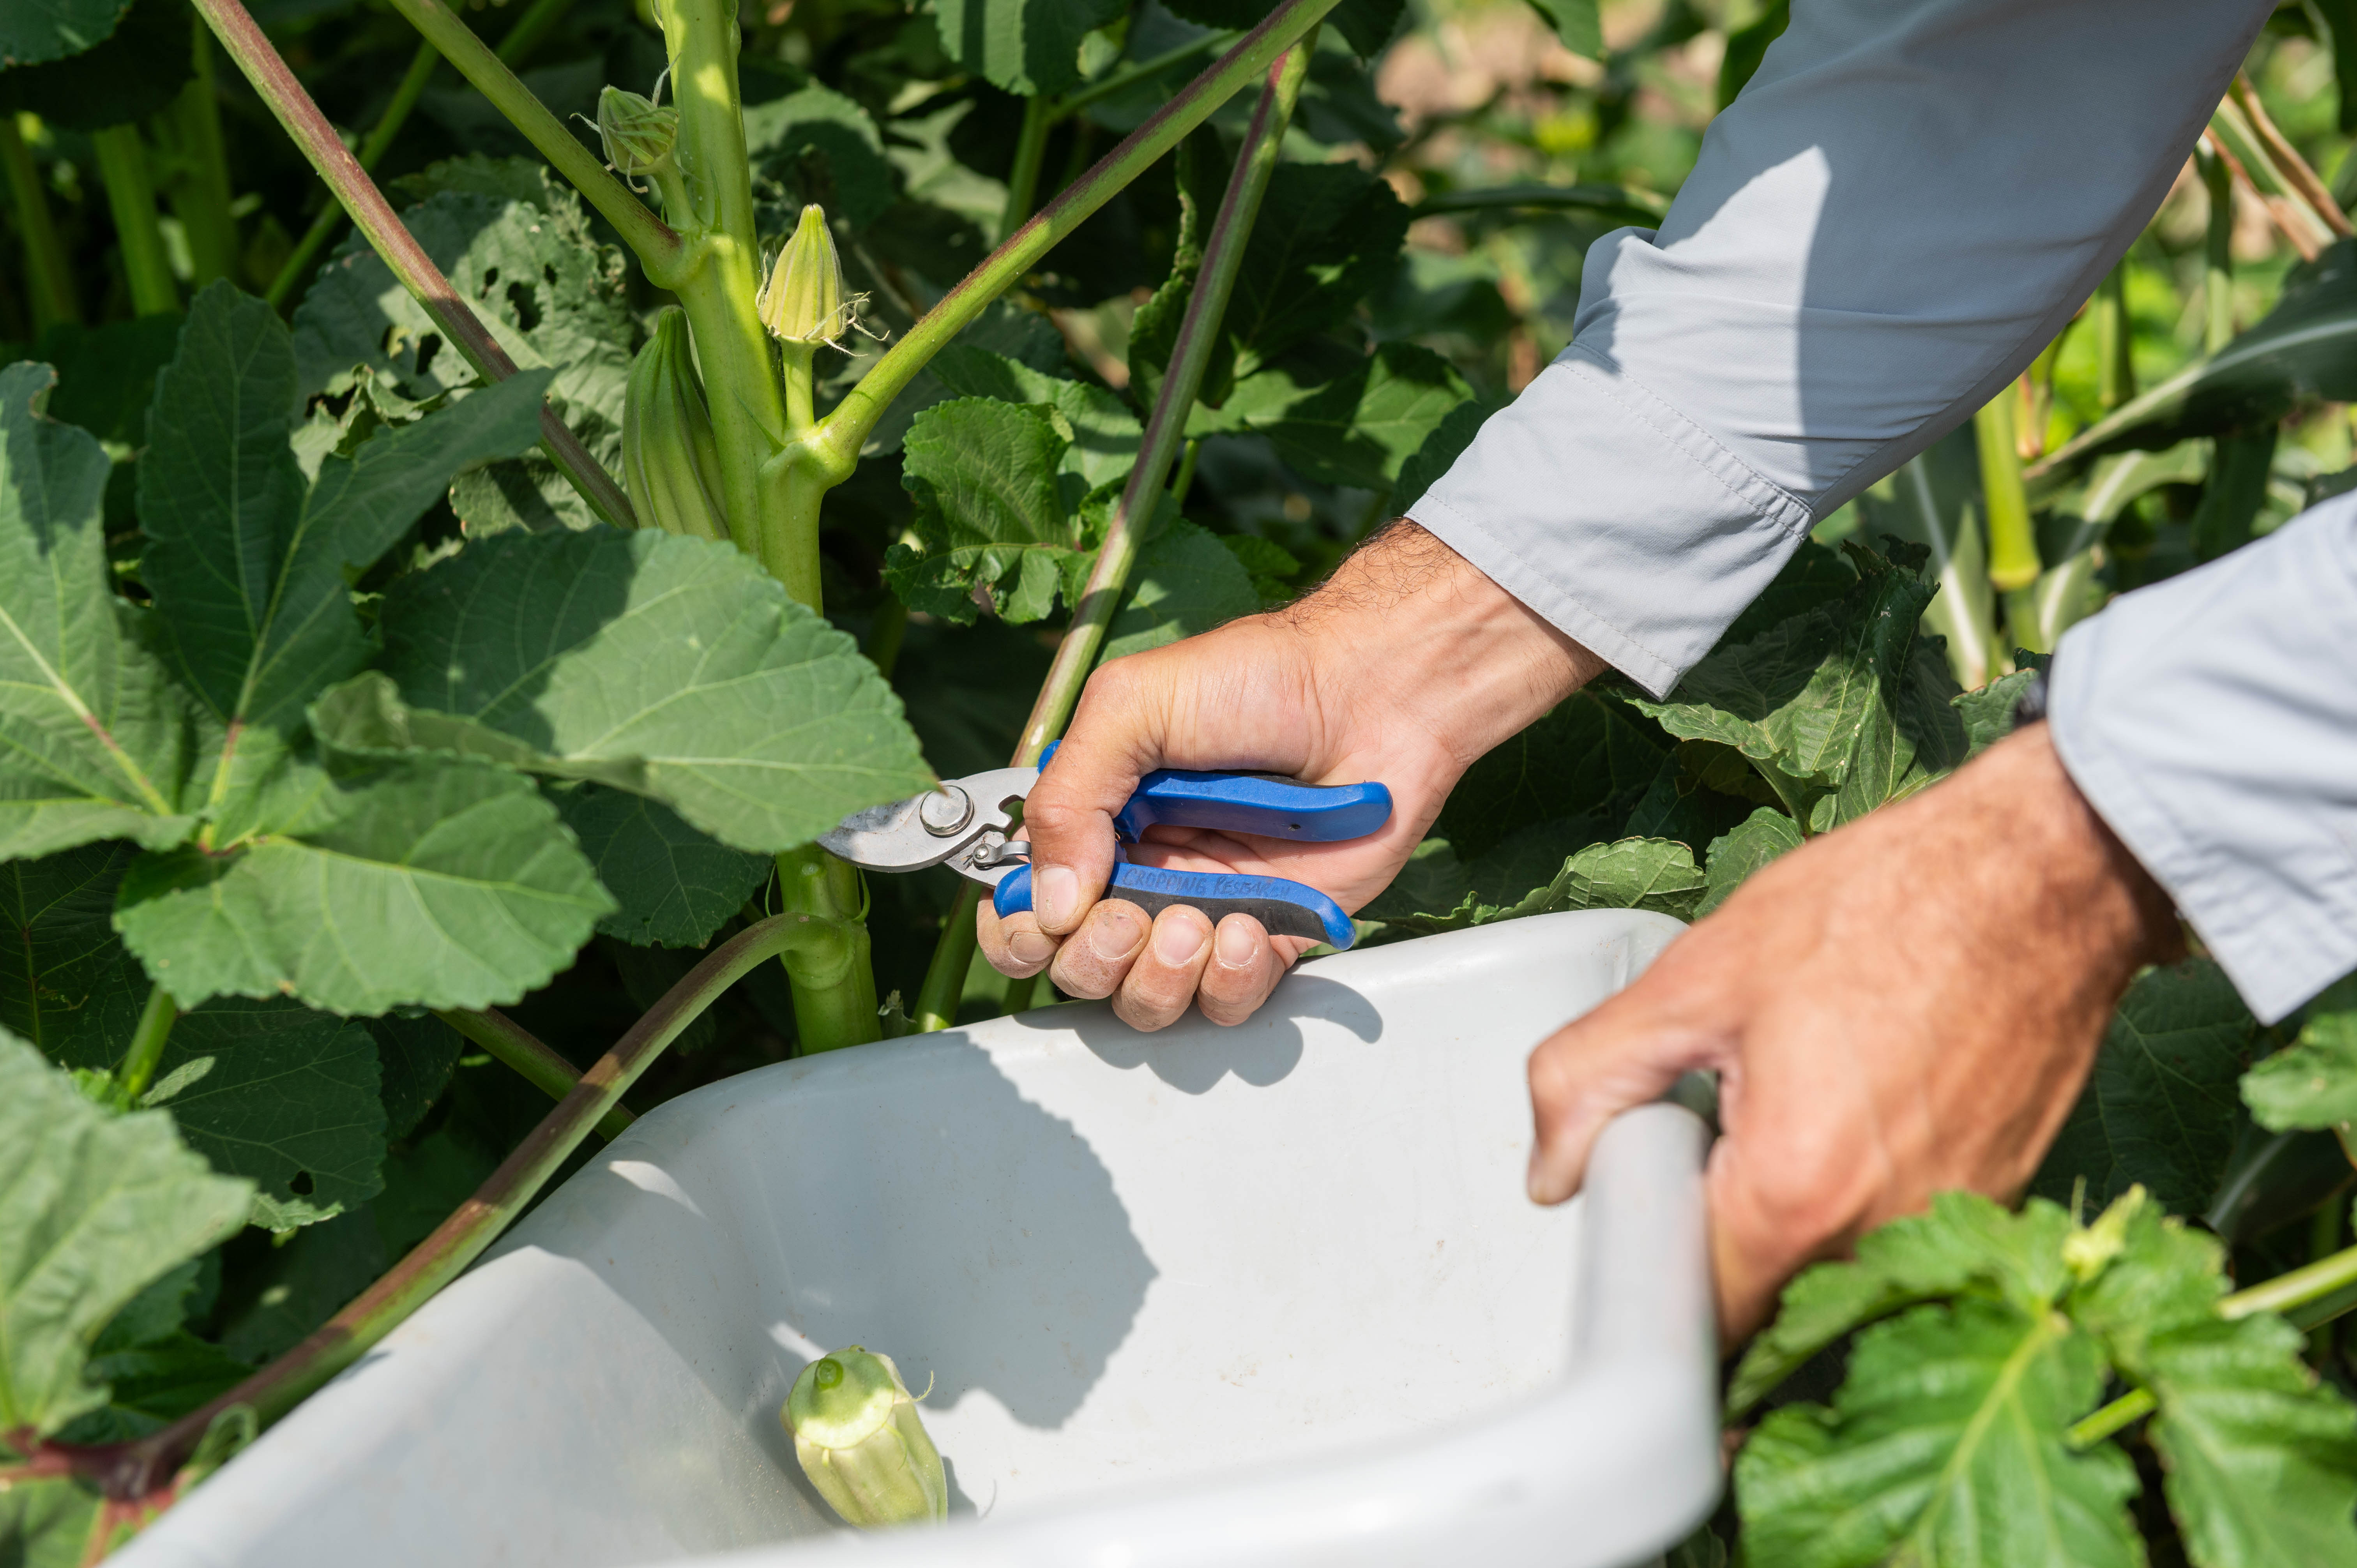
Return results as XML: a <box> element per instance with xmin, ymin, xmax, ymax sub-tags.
<box><xmin>117</xmin><ymin>908</ymin><xmax>1721</xmax><ymax>1568</ymax></box>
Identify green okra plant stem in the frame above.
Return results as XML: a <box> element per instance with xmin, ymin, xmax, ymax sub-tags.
<box><xmin>153</xmin><ymin>19</ymin><xmax>240</xmax><ymax>288</ymax></box>
<box><xmin>91</xmin><ymin>126</ymin><xmax>180</xmax><ymax>316</ymax></box>
<box><xmin>911</xmin><ymin>35</ymin><xmax>1320</xmax><ymax>1033</ymax></box>
<box><xmin>0</xmin><ymin>114</ymin><xmax>78</xmax><ymax>329</ymax></box>
<box><xmin>115</xmin><ymin>983</ymin><xmax>179</xmax><ymax>1104</ymax></box>
<box><xmin>110</xmin><ymin>913</ymin><xmax>847</xmax><ymax>1499</ymax></box>
<box><xmin>195</xmin><ymin>0</ymin><xmax>638</xmax><ymax>529</ymax></box>
<box><xmin>2197</xmin><ymin>142</ymin><xmax>2234</xmax><ymax>355</ymax></box>
<box><xmin>437</xmin><ymin>1006</ymin><xmax>638</xmax><ymax>1140</ymax></box>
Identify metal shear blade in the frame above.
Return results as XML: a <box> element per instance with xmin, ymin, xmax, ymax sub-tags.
<box><xmin>817</xmin><ymin>766</ymin><xmax>1039</xmax><ymax>886</ymax></box>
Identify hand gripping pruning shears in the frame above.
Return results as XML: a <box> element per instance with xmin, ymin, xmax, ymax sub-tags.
<box><xmin>818</xmin><ymin>744</ymin><xmax>1393</xmax><ymax>952</ymax></box>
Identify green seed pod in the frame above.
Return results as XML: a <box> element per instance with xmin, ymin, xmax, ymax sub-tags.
<box><xmin>758</xmin><ymin>204</ymin><xmax>855</xmax><ymax>346</ymax></box>
<box><xmin>783</xmin><ymin>1346</ymin><xmax>946</xmax><ymax>1529</ymax></box>
<box><xmin>597</xmin><ymin>85</ymin><xmax>678</xmax><ymax>178</ymax></box>
<box><xmin>622</xmin><ymin>307</ymin><xmax>728</xmax><ymax>542</ymax></box>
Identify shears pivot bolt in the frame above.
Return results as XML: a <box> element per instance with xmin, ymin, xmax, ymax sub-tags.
<box><xmin>918</xmin><ymin>786</ymin><xmax>973</xmax><ymax>837</ymax></box>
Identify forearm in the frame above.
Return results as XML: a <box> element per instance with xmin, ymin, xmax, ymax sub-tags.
<box><xmin>1410</xmin><ymin>0</ymin><xmax>2272</xmax><ymax>695</ymax></box>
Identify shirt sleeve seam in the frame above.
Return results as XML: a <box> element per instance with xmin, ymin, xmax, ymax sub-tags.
<box><xmin>1560</xmin><ymin>343</ymin><xmax>1818</xmax><ymax>539</ymax></box>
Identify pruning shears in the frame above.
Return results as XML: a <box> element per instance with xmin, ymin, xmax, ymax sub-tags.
<box><xmin>818</xmin><ymin>744</ymin><xmax>1393</xmax><ymax>951</ymax></box>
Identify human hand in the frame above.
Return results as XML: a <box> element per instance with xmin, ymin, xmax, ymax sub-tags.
<box><xmin>1522</xmin><ymin>724</ymin><xmax>2182</xmax><ymax>1342</ymax></box>
<box><xmin>979</xmin><ymin>522</ymin><xmax>1602</xmax><ymax>1031</ymax></box>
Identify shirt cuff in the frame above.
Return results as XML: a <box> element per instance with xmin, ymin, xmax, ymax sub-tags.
<box><xmin>2048</xmin><ymin>502</ymin><xmax>2357</xmax><ymax>1024</ymax></box>
<box><xmin>1406</xmin><ymin>346</ymin><xmax>1816</xmax><ymax>699</ymax></box>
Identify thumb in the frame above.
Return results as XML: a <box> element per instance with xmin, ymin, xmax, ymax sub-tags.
<box><xmin>1021</xmin><ymin>664</ymin><xmax>1166</xmax><ymax>935</ymax></box>
<box><xmin>1525</xmin><ymin>991</ymin><xmax>1721</xmax><ymax>1206</ymax></box>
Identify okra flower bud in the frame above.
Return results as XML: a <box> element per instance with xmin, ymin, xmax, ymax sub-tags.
<box><xmin>757</xmin><ymin>204</ymin><xmax>866</xmax><ymax>348</ymax></box>
<box><xmin>596</xmin><ymin>85</ymin><xmax>678</xmax><ymax>178</ymax></box>
<box><xmin>622</xmin><ymin>307</ymin><xmax>729</xmax><ymax>542</ymax></box>
<box><xmin>783</xmin><ymin>1346</ymin><xmax>946</xmax><ymax>1529</ymax></box>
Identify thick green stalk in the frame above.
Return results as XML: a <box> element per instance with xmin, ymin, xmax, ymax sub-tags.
<box><xmin>196</xmin><ymin>0</ymin><xmax>638</xmax><ymax>529</ymax></box>
<box><xmin>268</xmin><ymin>0</ymin><xmax>577</xmax><ymax>309</ymax></box>
<box><xmin>913</xmin><ymin>36</ymin><xmax>1318</xmax><ymax>1034</ymax></box>
<box><xmin>653</xmin><ymin>0</ymin><xmax>792</xmax><ymax>569</ymax></box>
<box><xmin>379</xmin><ymin>0</ymin><xmax>678</xmax><ymax>267</ymax></box>
<box><xmin>154</xmin><ymin>20</ymin><xmax>240</xmax><ymax>287</ymax></box>
<box><xmin>2094</xmin><ymin>262</ymin><xmax>2134</xmax><ymax>413</ymax></box>
<box><xmin>2197</xmin><ymin>143</ymin><xmax>2234</xmax><ymax>355</ymax></box>
<box><xmin>0</xmin><ymin>114</ymin><xmax>78</xmax><ymax>328</ymax></box>
<box><xmin>1976</xmin><ymin>393</ymin><xmax>2039</xmax><ymax>597</ymax></box>
<box><xmin>115</xmin><ymin>913</ymin><xmax>842</xmax><ymax>1497</ymax></box>
<box><xmin>436</xmin><ymin>1006</ymin><xmax>636</xmax><ymax>1141</ymax></box>
<box><xmin>91</xmin><ymin>126</ymin><xmax>178</xmax><ymax>316</ymax></box>
<box><xmin>116</xmin><ymin>984</ymin><xmax>178</xmax><ymax>1104</ymax></box>
<box><xmin>810</xmin><ymin>0</ymin><xmax>1342</xmax><ymax>470</ymax></box>
<box><xmin>999</xmin><ymin>95</ymin><xmax>1053</xmax><ymax>243</ymax></box>
<box><xmin>773</xmin><ymin>846</ymin><xmax>878</xmax><ymax>1052</ymax></box>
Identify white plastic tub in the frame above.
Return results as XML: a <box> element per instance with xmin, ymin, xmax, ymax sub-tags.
<box><xmin>118</xmin><ymin>909</ymin><xmax>1720</xmax><ymax>1568</ymax></box>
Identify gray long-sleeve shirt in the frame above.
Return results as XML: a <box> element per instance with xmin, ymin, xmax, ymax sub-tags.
<box><xmin>1408</xmin><ymin>0</ymin><xmax>2357</xmax><ymax>1023</ymax></box>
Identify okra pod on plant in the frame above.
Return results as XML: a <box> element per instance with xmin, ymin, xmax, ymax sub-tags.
<box><xmin>783</xmin><ymin>1346</ymin><xmax>947</xmax><ymax>1529</ymax></box>
<box><xmin>621</xmin><ymin>306</ymin><xmax>730</xmax><ymax>541</ymax></box>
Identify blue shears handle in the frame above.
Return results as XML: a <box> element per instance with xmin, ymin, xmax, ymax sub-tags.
<box><xmin>993</xmin><ymin>747</ymin><xmax>1391</xmax><ymax>950</ymax></box>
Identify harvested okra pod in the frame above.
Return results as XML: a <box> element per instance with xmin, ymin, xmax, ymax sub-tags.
<box><xmin>783</xmin><ymin>1346</ymin><xmax>947</xmax><ymax>1529</ymax></box>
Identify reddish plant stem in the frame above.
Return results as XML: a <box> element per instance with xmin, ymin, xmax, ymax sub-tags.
<box><xmin>189</xmin><ymin>0</ymin><xmax>641</xmax><ymax>528</ymax></box>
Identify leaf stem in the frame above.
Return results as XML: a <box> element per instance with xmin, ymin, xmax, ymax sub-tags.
<box><xmin>913</xmin><ymin>35</ymin><xmax>1319</xmax><ymax>1035</ymax></box>
<box><xmin>2220</xmin><ymin>1236</ymin><xmax>2357</xmax><ymax>1324</ymax></box>
<box><xmin>2094</xmin><ymin>261</ymin><xmax>2134</xmax><ymax>415</ymax></box>
<box><xmin>999</xmin><ymin>94</ymin><xmax>1053</xmax><ymax>244</ymax></box>
<box><xmin>0</xmin><ymin>113</ymin><xmax>78</xmax><ymax>328</ymax></box>
<box><xmin>152</xmin><ymin>19</ymin><xmax>240</xmax><ymax>289</ymax></box>
<box><xmin>1975</xmin><ymin>394</ymin><xmax>2039</xmax><ymax>595</ymax></box>
<box><xmin>2196</xmin><ymin>142</ymin><xmax>2234</xmax><ymax>356</ymax></box>
<box><xmin>811</xmin><ymin>0</ymin><xmax>1342</xmax><ymax>469</ymax></box>
<box><xmin>113</xmin><ymin>913</ymin><xmax>844</xmax><ymax>1500</ymax></box>
<box><xmin>115</xmin><ymin>983</ymin><xmax>178</xmax><ymax>1104</ymax></box>
<box><xmin>193</xmin><ymin>0</ymin><xmax>639</xmax><ymax>530</ymax></box>
<box><xmin>1055</xmin><ymin>30</ymin><xmax>1235</xmax><ymax>120</ymax></box>
<box><xmin>378</xmin><ymin>0</ymin><xmax>678</xmax><ymax>268</ymax></box>
<box><xmin>2065</xmin><ymin>1386</ymin><xmax>2155</xmax><ymax>1450</ymax></box>
<box><xmin>90</xmin><ymin>126</ymin><xmax>179</xmax><ymax>317</ymax></box>
<box><xmin>436</xmin><ymin>1007</ymin><xmax>636</xmax><ymax>1141</ymax></box>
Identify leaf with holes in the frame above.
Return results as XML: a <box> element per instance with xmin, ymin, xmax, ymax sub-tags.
<box><xmin>888</xmin><ymin>396</ymin><xmax>1095</xmax><ymax>625</ymax></box>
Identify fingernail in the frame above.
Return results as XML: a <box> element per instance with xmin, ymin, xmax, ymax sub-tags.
<box><xmin>1526</xmin><ymin>1151</ymin><xmax>1548</xmax><ymax>1204</ymax></box>
<box><xmin>1214</xmin><ymin>918</ymin><xmax>1256</xmax><ymax>968</ymax></box>
<box><xmin>1035</xmin><ymin>865</ymin><xmax>1078</xmax><ymax>929</ymax></box>
<box><xmin>1154</xmin><ymin>916</ymin><xmax>1207</xmax><ymax>966</ymax></box>
<box><xmin>1090</xmin><ymin>904</ymin><xmax>1143</xmax><ymax>959</ymax></box>
<box><xmin>1009</xmin><ymin>929</ymin><xmax>1055</xmax><ymax>966</ymax></box>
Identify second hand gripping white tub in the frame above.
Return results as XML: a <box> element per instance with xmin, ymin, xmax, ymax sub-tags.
<box><xmin>115</xmin><ymin>909</ymin><xmax>1722</xmax><ymax>1568</ymax></box>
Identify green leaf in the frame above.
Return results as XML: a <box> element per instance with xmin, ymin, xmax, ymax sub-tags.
<box><xmin>289</xmin><ymin>181</ymin><xmax>633</xmax><ymax>533</ymax></box>
<box><xmin>141</xmin><ymin>998</ymin><xmax>385</xmax><ymax>1232</ymax></box>
<box><xmin>1216</xmin><ymin>342</ymin><xmax>1473</xmax><ymax>491</ymax></box>
<box><xmin>1102</xmin><ymin>517</ymin><xmax>1260</xmax><ymax>662</ymax></box>
<box><xmin>1954</xmin><ymin>666</ymin><xmax>2041</xmax><ymax>756</ymax></box>
<box><xmin>0</xmin><ymin>1027</ymin><xmax>251</xmax><ymax>1437</ymax></box>
<box><xmin>363</xmin><ymin>1011</ymin><xmax>464</xmax><ymax>1141</ymax></box>
<box><xmin>2032</xmin><ymin>960</ymin><xmax>2258</xmax><ymax>1217</ymax></box>
<box><xmin>1127</xmin><ymin>127</ymin><xmax>1235</xmax><ymax>411</ymax></box>
<box><xmin>140</xmin><ymin>284</ymin><xmax>551</xmax><ymax>734</ymax></box>
<box><xmin>1697</xmin><ymin>805</ymin><xmax>1801</xmax><ymax>917</ymax></box>
<box><xmin>216</xmin><ymin>1206</ymin><xmax>384</xmax><ymax>1365</ymax></box>
<box><xmin>1435</xmin><ymin>691</ymin><xmax>1666</xmax><ymax>860</ymax></box>
<box><xmin>890</xmin><ymin>397</ymin><xmax>1090</xmax><ymax>625</ymax></box>
<box><xmin>1737</xmin><ymin>1298</ymin><xmax>2140</xmax><ymax>1568</ymax></box>
<box><xmin>553</xmin><ymin>782</ymin><xmax>771</xmax><ymax>948</ymax></box>
<box><xmin>742</xmin><ymin>70</ymin><xmax>896</xmax><ymax>228</ymax></box>
<box><xmin>931</xmin><ymin>345</ymin><xmax>1141</xmax><ymax>490</ymax></box>
<box><xmin>2071</xmin><ymin>1197</ymin><xmax>2357</xmax><ymax>1567</ymax></box>
<box><xmin>0</xmin><ymin>0</ymin><xmax>189</xmax><ymax>130</ymax></box>
<box><xmin>2041</xmin><ymin>238</ymin><xmax>2357</xmax><ymax>472</ymax></box>
<box><xmin>932</xmin><ymin>0</ymin><xmax>1125</xmax><ymax>96</ymax></box>
<box><xmin>315</xmin><ymin>528</ymin><xmax>930</xmax><ymax>857</ymax></box>
<box><xmin>59</xmin><ymin>1330</ymin><xmax>250</xmax><ymax>1443</ymax></box>
<box><xmin>1633</xmin><ymin>541</ymin><xmax>1939</xmax><ymax>819</ymax></box>
<box><xmin>2190</xmin><ymin>427</ymin><xmax>2279</xmax><ymax>563</ymax></box>
<box><xmin>0</xmin><ymin>362</ymin><xmax>196</xmax><ymax>859</ymax></box>
<box><xmin>1217</xmin><ymin>163</ymin><xmax>1410</xmax><ymax>371</ymax></box>
<box><xmin>1716</xmin><ymin>0</ymin><xmax>1786</xmax><ymax>106</ymax></box>
<box><xmin>1384</xmin><ymin>836</ymin><xmax>1706</xmax><ymax>935</ymax></box>
<box><xmin>0</xmin><ymin>1471</ymin><xmax>101</xmax><ymax>1568</ymax></box>
<box><xmin>29</xmin><ymin>315</ymin><xmax>183</xmax><ymax>445</ymax></box>
<box><xmin>1394</xmin><ymin>396</ymin><xmax>1492</xmax><ymax>510</ymax></box>
<box><xmin>0</xmin><ymin>0</ymin><xmax>129</xmax><ymax>65</ymax></box>
<box><xmin>1729</xmin><ymin>1192</ymin><xmax>2073</xmax><ymax>1417</ymax></box>
<box><xmin>2241</xmin><ymin>979</ymin><xmax>2357</xmax><ymax>1132</ymax></box>
<box><xmin>0</xmin><ymin>842</ymin><xmax>144</xmax><ymax>1063</ymax></box>
<box><xmin>114</xmin><ymin>758</ymin><xmax>613</xmax><ymax>1015</ymax></box>
<box><xmin>1526</xmin><ymin>0</ymin><xmax>1601</xmax><ymax>58</ymax></box>
<box><xmin>371</xmin><ymin>1127</ymin><xmax>494</xmax><ymax>1256</ymax></box>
